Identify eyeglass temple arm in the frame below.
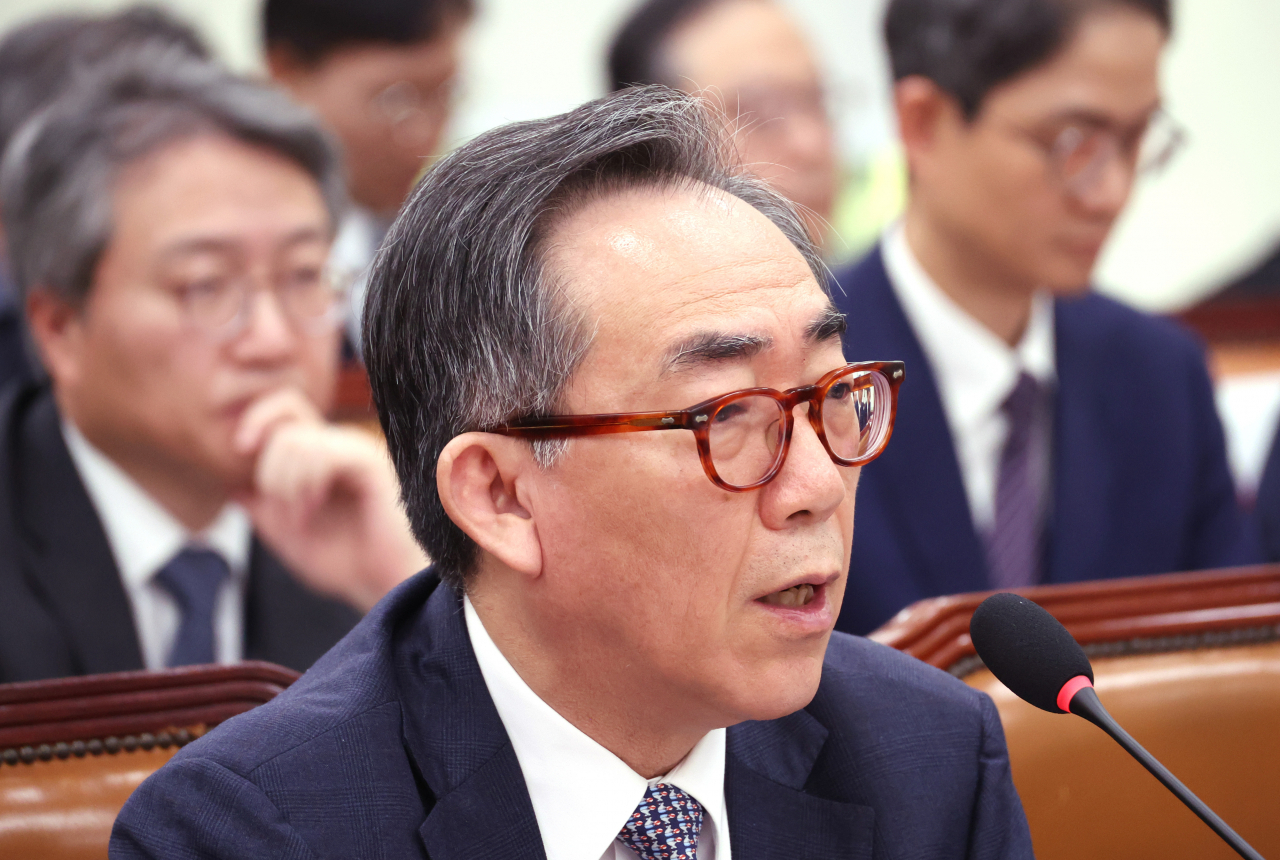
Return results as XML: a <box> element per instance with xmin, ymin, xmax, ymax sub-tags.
<box><xmin>488</xmin><ymin>411</ymin><xmax>698</xmax><ymax>438</ymax></box>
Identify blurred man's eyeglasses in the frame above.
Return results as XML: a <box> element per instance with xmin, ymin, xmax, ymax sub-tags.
<box><xmin>370</xmin><ymin>78</ymin><xmax>457</xmax><ymax>146</ymax></box>
<box><xmin>171</xmin><ymin>265</ymin><xmax>349</xmax><ymax>342</ymax></box>
<box><xmin>485</xmin><ymin>361</ymin><xmax>904</xmax><ymax>492</ymax></box>
<box><xmin>1015</xmin><ymin>108</ymin><xmax>1186</xmax><ymax>199</ymax></box>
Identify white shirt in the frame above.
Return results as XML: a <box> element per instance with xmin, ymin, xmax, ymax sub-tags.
<box><xmin>62</xmin><ymin>421</ymin><xmax>252</xmax><ymax>669</ymax></box>
<box><xmin>881</xmin><ymin>222</ymin><xmax>1056</xmax><ymax>533</ymax></box>
<box><xmin>330</xmin><ymin>206</ymin><xmax>389</xmax><ymax>356</ymax></box>
<box><xmin>464</xmin><ymin>597</ymin><xmax>731</xmax><ymax>860</ymax></box>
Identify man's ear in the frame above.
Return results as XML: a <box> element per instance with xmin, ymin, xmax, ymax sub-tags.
<box><xmin>436</xmin><ymin>432</ymin><xmax>544</xmax><ymax>578</ymax></box>
<box><xmin>894</xmin><ymin>75</ymin><xmax>957</xmax><ymax>177</ymax></box>
<box><xmin>25</xmin><ymin>288</ymin><xmax>83</xmax><ymax>387</ymax></box>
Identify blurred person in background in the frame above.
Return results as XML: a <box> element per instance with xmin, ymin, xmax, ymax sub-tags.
<box><xmin>833</xmin><ymin>0</ymin><xmax>1258</xmax><ymax>636</ymax></box>
<box><xmin>264</xmin><ymin>0</ymin><xmax>475</xmax><ymax>353</ymax></box>
<box><xmin>0</xmin><ymin>49</ymin><xmax>426</xmax><ymax>683</ymax></box>
<box><xmin>607</xmin><ymin>0</ymin><xmax>838</xmax><ymax>248</ymax></box>
<box><xmin>0</xmin><ymin>6</ymin><xmax>208</xmax><ymax>392</ymax></box>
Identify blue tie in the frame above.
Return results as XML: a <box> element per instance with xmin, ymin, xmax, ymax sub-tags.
<box><xmin>619</xmin><ymin>783</ymin><xmax>704</xmax><ymax>860</ymax></box>
<box><xmin>153</xmin><ymin>547</ymin><xmax>230</xmax><ymax>667</ymax></box>
<box><xmin>986</xmin><ymin>372</ymin><xmax>1044</xmax><ymax>589</ymax></box>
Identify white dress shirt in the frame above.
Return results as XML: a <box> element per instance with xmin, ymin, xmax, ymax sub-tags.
<box><xmin>330</xmin><ymin>206</ymin><xmax>390</xmax><ymax>356</ymax></box>
<box><xmin>464</xmin><ymin>597</ymin><xmax>731</xmax><ymax>860</ymax></box>
<box><xmin>62</xmin><ymin>421</ymin><xmax>251</xmax><ymax>669</ymax></box>
<box><xmin>881</xmin><ymin>222</ymin><xmax>1056</xmax><ymax>534</ymax></box>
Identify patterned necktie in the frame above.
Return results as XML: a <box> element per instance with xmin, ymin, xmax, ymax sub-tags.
<box><xmin>153</xmin><ymin>547</ymin><xmax>230</xmax><ymax>667</ymax></box>
<box><xmin>985</xmin><ymin>372</ymin><xmax>1043</xmax><ymax>589</ymax></box>
<box><xmin>618</xmin><ymin>783</ymin><xmax>704</xmax><ymax>860</ymax></box>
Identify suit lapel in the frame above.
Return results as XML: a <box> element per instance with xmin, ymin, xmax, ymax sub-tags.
<box><xmin>839</xmin><ymin>249</ymin><xmax>989</xmax><ymax>595</ymax></box>
<box><xmin>393</xmin><ymin>585</ymin><xmax>873</xmax><ymax>860</ymax></box>
<box><xmin>726</xmin><ymin>712</ymin><xmax>875</xmax><ymax>859</ymax></box>
<box><xmin>395</xmin><ymin>586</ymin><xmax>545</xmax><ymax>860</ymax></box>
<box><xmin>1046</xmin><ymin>297</ymin><xmax>1112</xmax><ymax>584</ymax></box>
<box><xmin>10</xmin><ymin>387</ymin><xmax>143</xmax><ymax>674</ymax></box>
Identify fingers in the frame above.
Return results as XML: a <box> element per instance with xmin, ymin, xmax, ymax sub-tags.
<box><xmin>243</xmin><ymin>419</ymin><xmax>422</xmax><ymax>612</ymax></box>
<box><xmin>252</xmin><ymin>421</ymin><xmax>392</xmax><ymax>513</ymax></box>
<box><xmin>254</xmin><ymin>424</ymin><xmax>339</xmax><ymax>516</ymax></box>
<box><xmin>234</xmin><ymin>387</ymin><xmax>324</xmax><ymax>457</ymax></box>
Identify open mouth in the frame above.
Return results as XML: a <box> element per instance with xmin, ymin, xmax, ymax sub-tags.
<box><xmin>760</xmin><ymin>583</ymin><xmax>819</xmax><ymax>609</ymax></box>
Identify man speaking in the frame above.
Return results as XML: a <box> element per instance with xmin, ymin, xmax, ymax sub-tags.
<box><xmin>112</xmin><ymin>87</ymin><xmax>1032</xmax><ymax>859</ymax></box>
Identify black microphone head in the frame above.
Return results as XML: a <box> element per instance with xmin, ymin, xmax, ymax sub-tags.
<box><xmin>969</xmin><ymin>593</ymin><xmax>1093</xmax><ymax>713</ymax></box>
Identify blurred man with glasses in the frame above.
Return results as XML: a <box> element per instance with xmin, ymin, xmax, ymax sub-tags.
<box><xmin>264</xmin><ymin>0</ymin><xmax>474</xmax><ymax>353</ymax></box>
<box><xmin>114</xmin><ymin>88</ymin><xmax>1032</xmax><ymax>860</ymax></box>
<box><xmin>0</xmin><ymin>50</ymin><xmax>425</xmax><ymax>683</ymax></box>
<box><xmin>834</xmin><ymin>0</ymin><xmax>1257</xmax><ymax>636</ymax></box>
<box><xmin>607</xmin><ymin>0</ymin><xmax>840</xmax><ymax>250</ymax></box>
<box><xmin>0</xmin><ymin>6</ymin><xmax>211</xmax><ymax>393</ymax></box>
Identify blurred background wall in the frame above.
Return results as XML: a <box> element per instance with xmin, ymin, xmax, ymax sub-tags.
<box><xmin>1</xmin><ymin>0</ymin><xmax>1276</xmax><ymax>311</ymax></box>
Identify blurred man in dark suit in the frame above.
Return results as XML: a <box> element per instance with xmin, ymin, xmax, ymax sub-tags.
<box><xmin>112</xmin><ymin>87</ymin><xmax>1032</xmax><ymax>860</ymax></box>
<box><xmin>0</xmin><ymin>50</ymin><xmax>426</xmax><ymax>682</ymax></box>
<box><xmin>608</xmin><ymin>0</ymin><xmax>838</xmax><ymax>248</ymax></box>
<box><xmin>264</xmin><ymin>0</ymin><xmax>474</xmax><ymax>352</ymax></box>
<box><xmin>0</xmin><ymin>6</ymin><xmax>209</xmax><ymax>392</ymax></box>
<box><xmin>834</xmin><ymin>0</ymin><xmax>1258</xmax><ymax>635</ymax></box>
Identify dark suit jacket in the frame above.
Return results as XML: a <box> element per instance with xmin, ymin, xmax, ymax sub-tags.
<box><xmin>1253</xmin><ymin>425</ymin><xmax>1280</xmax><ymax>561</ymax></box>
<box><xmin>111</xmin><ymin>570</ymin><xmax>1033</xmax><ymax>859</ymax></box>
<box><xmin>0</xmin><ymin>383</ymin><xmax>360</xmax><ymax>682</ymax></box>
<box><xmin>834</xmin><ymin>247</ymin><xmax>1258</xmax><ymax>635</ymax></box>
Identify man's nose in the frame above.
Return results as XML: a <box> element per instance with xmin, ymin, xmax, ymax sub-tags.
<box><xmin>1074</xmin><ymin>150</ymin><xmax>1137</xmax><ymax>218</ymax></box>
<box><xmin>758</xmin><ymin>403</ymin><xmax>847</xmax><ymax>529</ymax></box>
<box><xmin>232</xmin><ymin>287</ymin><xmax>299</xmax><ymax>362</ymax></box>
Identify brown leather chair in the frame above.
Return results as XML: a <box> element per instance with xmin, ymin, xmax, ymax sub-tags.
<box><xmin>871</xmin><ymin>566</ymin><xmax>1280</xmax><ymax>860</ymax></box>
<box><xmin>0</xmin><ymin>661</ymin><xmax>298</xmax><ymax>860</ymax></box>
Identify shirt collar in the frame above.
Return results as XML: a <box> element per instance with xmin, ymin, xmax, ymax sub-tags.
<box><xmin>882</xmin><ymin>221</ymin><xmax>1056</xmax><ymax>433</ymax></box>
<box><xmin>330</xmin><ymin>206</ymin><xmax>390</xmax><ymax>273</ymax></box>
<box><xmin>463</xmin><ymin>596</ymin><xmax>728</xmax><ymax>860</ymax></box>
<box><xmin>61</xmin><ymin>419</ymin><xmax>251</xmax><ymax>592</ymax></box>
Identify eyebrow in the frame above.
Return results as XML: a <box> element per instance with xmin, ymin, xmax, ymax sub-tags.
<box><xmin>1039</xmin><ymin>100</ymin><xmax>1163</xmax><ymax>131</ymax></box>
<box><xmin>156</xmin><ymin>227</ymin><xmax>329</xmax><ymax>262</ymax></box>
<box><xmin>807</xmin><ymin>306</ymin><xmax>847</xmax><ymax>343</ymax></box>
<box><xmin>666</xmin><ymin>332</ymin><xmax>773</xmax><ymax>373</ymax></box>
<box><xmin>663</xmin><ymin>306</ymin><xmax>847</xmax><ymax>373</ymax></box>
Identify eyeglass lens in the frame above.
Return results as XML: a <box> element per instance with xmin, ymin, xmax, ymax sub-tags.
<box><xmin>705</xmin><ymin>368</ymin><xmax>889</xmax><ymax>487</ymax></box>
<box><xmin>1053</xmin><ymin>111</ymin><xmax>1183</xmax><ymax>196</ymax></box>
<box><xmin>181</xmin><ymin>268</ymin><xmax>346</xmax><ymax>339</ymax></box>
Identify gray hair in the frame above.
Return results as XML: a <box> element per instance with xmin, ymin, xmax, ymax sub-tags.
<box><xmin>0</xmin><ymin>6</ymin><xmax>210</xmax><ymax>159</ymax></box>
<box><xmin>363</xmin><ymin>85</ymin><xmax>826</xmax><ymax>592</ymax></box>
<box><xmin>0</xmin><ymin>46</ymin><xmax>344</xmax><ymax>305</ymax></box>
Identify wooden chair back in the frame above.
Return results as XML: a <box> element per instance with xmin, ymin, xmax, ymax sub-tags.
<box><xmin>871</xmin><ymin>566</ymin><xmax>1280</xmax><ymax>860</ymax></box>
<box><xmin>0</xmin><ymin>661</ymin><xmax>298</xmax><ymax>860</ymax></box>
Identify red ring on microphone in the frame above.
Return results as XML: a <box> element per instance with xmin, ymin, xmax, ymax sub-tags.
<box><xmin>1056</xmin><ymin>675</ymin><xmax>1093</xmax><ymax>713</ymax></box>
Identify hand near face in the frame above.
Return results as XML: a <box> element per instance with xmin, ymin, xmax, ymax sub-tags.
<box><xmin>234</xmin><ymin>388</ymin><xmax>428</xmax><ymax>612</ymax></box>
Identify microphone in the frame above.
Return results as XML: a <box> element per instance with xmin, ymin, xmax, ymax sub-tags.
<box><xmin>969</xmin><ymin>592</ymin><xmax>1264</xmax><ymax>860</ymax></box>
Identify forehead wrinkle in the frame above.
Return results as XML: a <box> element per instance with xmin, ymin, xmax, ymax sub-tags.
<box><xmin>660</xmin><ymin>264</ymin><xmax>814</xmax><ymax>319</ymax></box>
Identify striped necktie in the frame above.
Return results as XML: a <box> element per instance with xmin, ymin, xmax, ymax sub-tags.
<box><xmin>985</xmin><ymin>372</ymin><xmax>1044</xmax><ymax>589</ymax></box>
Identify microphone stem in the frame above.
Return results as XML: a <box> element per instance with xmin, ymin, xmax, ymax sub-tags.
<box><xmin>1069</xmin><ymin>687</ymin><xmax>1264</xmax><ymax>860</ymax></box>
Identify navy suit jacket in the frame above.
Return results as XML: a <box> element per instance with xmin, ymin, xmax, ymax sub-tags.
<box><xmin>1253</xmin><ymin>425</ymin><xmax>1280</xmax><ymax>561</ymax></box>
<box><xmin>112</xmin><ymin>571</ymin><xmax>1033</xmax><ymax>859</ymax></box>
<box><xmin>834</xmin><ymin>247</ymin><xmax>1258</xmax><ymax>635</ymax></box>
<box><xmin>0</xmin><ymin>383</ymin><xmax>360</xmax><ymax>681</ymax></box>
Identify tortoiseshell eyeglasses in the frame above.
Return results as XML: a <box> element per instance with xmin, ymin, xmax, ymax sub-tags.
<box><xmin>486</xmin><ymin>361</ymin><xmax>904</xmax><ymax>492</ymax></box>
